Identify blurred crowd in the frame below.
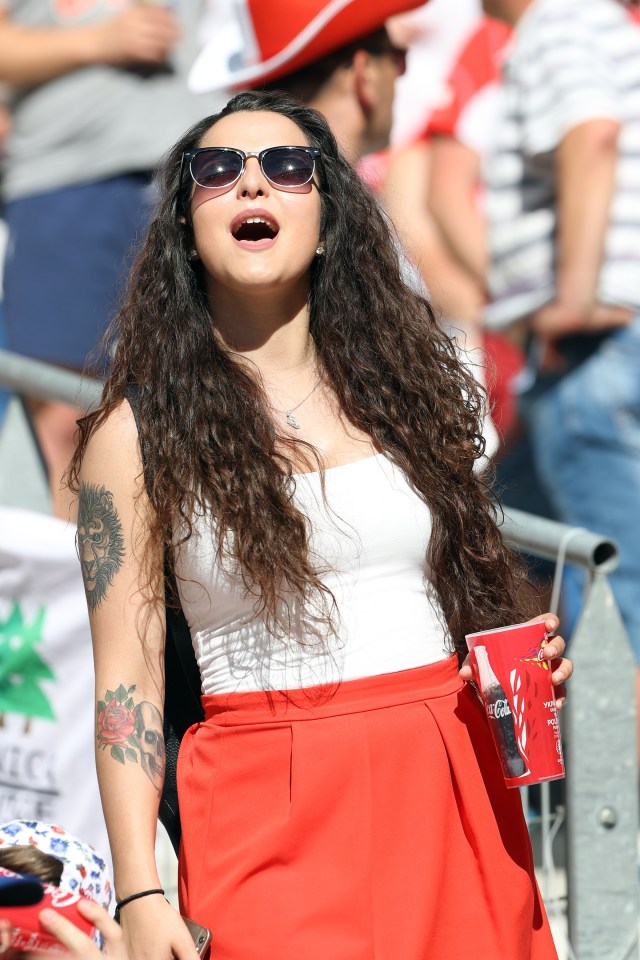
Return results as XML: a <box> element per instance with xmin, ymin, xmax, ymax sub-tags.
<box><xmin>2</xmin><ymin>0</ymin><xmax>638</xmax><ymax>669</ymax></box>
<box><xmin>0</xmin><ymin>0</ymin><xmax>639</xmax><ymax>938</ymax></box>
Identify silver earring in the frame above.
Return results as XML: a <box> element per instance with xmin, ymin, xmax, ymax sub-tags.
<box><xmin>187</xmin><ymin>248</ymin><xmax>198</xmax><ymax>261</ymax></box>
<box><xmin>316</xmin><ymin>245</ymin><xmax>325</xmax><ymax>256</ymax></box>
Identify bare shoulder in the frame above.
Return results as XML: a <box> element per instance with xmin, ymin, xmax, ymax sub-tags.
<box><xmin>89</xmin><ymin>396</ymin><xmax>140</xmax><ymax>448</ymax></box>
<box><xmin>81</xmin><ymin>398</ymin><xmax>142</xmax><ymax>485</ymax></box>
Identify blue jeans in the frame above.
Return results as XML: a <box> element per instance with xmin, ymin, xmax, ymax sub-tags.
<box><xmin>3</xmin><ymin>175</ymin><xmax>152</xmax><ymax>370</ymax></box>
<box><xmin>521</xmin><ymin>319</ymin><xmax>640</xmax><ymax>661</ymax></box>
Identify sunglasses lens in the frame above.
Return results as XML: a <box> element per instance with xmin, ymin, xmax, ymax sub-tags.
<box><xmin>262</xmin><ymin>148</ymin><xmax>315</xmax><ymax>187</ymax></box>
<box><xmin>191</xmin><ymin>150</ymin><xmax>242</xmax><ymax>188</ymax></box>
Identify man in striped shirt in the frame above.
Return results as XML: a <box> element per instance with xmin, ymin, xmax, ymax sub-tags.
<box><xmin>483</xmin><ymin>0</ymin><xmax>640</xmax><ymax>702</ymax></box>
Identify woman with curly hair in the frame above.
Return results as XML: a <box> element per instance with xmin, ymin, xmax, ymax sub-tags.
<box><xmin>71</xmin><ymin>90</ymin><xmax>569</xmax><ymax>960</ymax></box>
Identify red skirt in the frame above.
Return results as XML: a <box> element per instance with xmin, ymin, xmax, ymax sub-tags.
<box><xmin>177</xmin><ymin>656</ymin><xmax>558</xmax><ymax>959</ymax></box>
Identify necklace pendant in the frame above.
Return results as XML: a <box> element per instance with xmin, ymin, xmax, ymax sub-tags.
<box><xmin>286</xmin><ymin>411</ymin><xmax>301</xmax><ymax>430</ymax></box>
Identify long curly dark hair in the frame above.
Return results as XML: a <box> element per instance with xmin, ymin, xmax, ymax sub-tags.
<box><xmin>70</xmin><ymin>90</ymin><xmax>535</xmax><ymax>661</ymax></box>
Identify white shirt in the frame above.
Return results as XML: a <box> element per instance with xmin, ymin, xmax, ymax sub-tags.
<box><xmin>175</xmin><ymin>454</ymin><xmax>451</xmax><ymax>694</ymax></box>
<box><xmin>484</xmin><ymin>0</ymin><xmax>640</xmax><ymax>328</ymax></box>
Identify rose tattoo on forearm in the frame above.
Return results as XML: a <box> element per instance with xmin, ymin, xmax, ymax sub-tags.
<box><xmin>96</xmin><ymin>683</ymin><xmax>165</xmax><ymax>797</ymax></box>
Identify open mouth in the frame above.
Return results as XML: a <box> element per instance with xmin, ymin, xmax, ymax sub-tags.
<box><xmin>231</xmin><ymin>211</ymin><xmax>280</xmax><ymax>250</ymax></box>
<box><xmin>231</xmin><ymin>214</ymin><xmax>280</xmax><ymax>245</ymax></box>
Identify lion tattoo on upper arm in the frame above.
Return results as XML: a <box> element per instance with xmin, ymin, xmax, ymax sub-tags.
<box><xmin>77</xmin><ymin>483</ymin><xmax>125</xmax><ymax>611</ymax></box>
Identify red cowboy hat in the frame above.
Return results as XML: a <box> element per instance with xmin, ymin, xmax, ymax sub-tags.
<box><xmin>189</xmin><ymin>0</ymin><xmax>427</xmax><ymax>94</ymax></box>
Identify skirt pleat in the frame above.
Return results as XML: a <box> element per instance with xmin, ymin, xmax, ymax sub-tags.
<box><xmin>177</xmin><ymin>656</ymin><xmax>558</xmax><ymax>959</ymax></box>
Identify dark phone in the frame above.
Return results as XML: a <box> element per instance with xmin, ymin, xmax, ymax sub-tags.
<box><xmin>182</xmin><ymin>916</ymin><xmax>212</xmax><ymax>957</ymax></box>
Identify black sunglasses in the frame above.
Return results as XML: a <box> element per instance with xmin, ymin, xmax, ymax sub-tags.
<box><xmin>181</xmin><ymin>146</ymin><xmax>321</xmax><ymax>191</ymax></box>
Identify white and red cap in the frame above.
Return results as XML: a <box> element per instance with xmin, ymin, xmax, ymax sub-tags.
<box><xmin>0</xmin><ymin>820</ymin><xmax>111</xmax><ymax>912</ymax></box>
<box><xmin>189</xmin><ymin>0</ymin><xmax>428</xmax><ymax>94</ymax></box>
<box><xmin>0</xmin><ymin>822</ymin><xmax>112</xmax><ymax>954</ymax></box>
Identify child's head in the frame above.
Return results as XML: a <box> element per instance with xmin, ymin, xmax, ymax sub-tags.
<box><xmin>0</xmin><ymin>847</ymin><xmax>63</xmax><ymax>886</ymax></box>
<box><xmin>0</xmin><ymin>821</ymin><xmax>111</xmax><ymax>909</ymax></box>
<box><xmin>0</xmin><ymin>821</ymin><xmax>112</xmax><ymax>957</ymax></box>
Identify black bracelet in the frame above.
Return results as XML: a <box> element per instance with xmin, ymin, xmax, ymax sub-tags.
<box><xmin>114</xmin><ymin>888</ymin><xmax>165</xmax><ymax>923</ymax></box>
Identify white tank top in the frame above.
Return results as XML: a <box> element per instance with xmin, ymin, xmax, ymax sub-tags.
<box><xmin>175</xmin><ymin>454</ymin><xmax>451</xmax><ymax>694</ymax></box>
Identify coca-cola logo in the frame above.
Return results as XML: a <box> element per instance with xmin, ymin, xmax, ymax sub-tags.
<box><xmin>488</xmin><ymin>699</ymin><xmax>511</xmax><ymax>719</ymax></box>
<box><xmin>48</xmin><ymin>886</ymin><xmax>80</xmax><ymax>908</ymax></box>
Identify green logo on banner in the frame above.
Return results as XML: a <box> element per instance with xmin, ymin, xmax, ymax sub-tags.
<box><xmin>0</xmin><ymin>603</ymin><xmax>56</xmax><ymax>731</ymax></box>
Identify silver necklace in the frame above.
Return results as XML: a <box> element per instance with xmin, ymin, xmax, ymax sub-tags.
<box><xmin>272</xmin><ymin>378</ymin><xmax>321</xmax><ymax>430</ymax></box>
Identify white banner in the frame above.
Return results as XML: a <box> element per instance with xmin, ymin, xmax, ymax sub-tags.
<box><xmin>0</xmin><ymin>505</ymin><xmax>110</xmax><ymax>865</ymax></box>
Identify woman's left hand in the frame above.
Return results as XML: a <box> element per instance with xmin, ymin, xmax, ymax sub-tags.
<box><xmin>459</xmin><ymin>613</ymin><xmax>573</xmax><ymax>710</ymax></box>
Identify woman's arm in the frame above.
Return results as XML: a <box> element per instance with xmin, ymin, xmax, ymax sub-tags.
<box><xmin>78</xmin><ymin>400</ymin><xmax>197</xmax><ymax>960</ymax></box>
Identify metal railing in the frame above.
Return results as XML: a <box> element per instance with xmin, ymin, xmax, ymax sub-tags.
<box><xmin>1</xmin><ymin>348</ymin><xmax>638</xmax><ymax>959</ymax></box>
<box><xmin>0</xmin><ymin>348</ymin><xmax>102</xmax><ymax>409</ymax></box>
<box><xmin>503</xmin><ymin>510</ymin><xmax>639</xmax><ymax>960</ymax></box>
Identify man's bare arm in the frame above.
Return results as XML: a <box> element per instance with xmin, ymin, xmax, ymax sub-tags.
<box><xmin>533</xmin><ymin>117</ymin><xmax>631</xmax><ymax>336</ymax></box>
<box><xmin>428</xmin><ymin>135</ymin><xmax>487</xmax><ymax>287</ymax></box>
<box><xmin>0</xmin><ymin>4</ymin><xmax>178</xmax><ymax>87</ymax></box>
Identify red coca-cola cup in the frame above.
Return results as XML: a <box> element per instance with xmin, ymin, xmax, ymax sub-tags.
<box><xmin>465</xmin><ymin>620</ymin><xmax>565</xmax><ymax>787</ymax></box>
<box><xmin>0</xmin><ymin>867</ymin><xmax>95</xmax><ymax>955</ymax></box>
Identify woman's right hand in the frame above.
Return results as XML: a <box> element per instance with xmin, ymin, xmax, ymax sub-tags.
<box><xmin>119</xmin><ymin>894</ymin><xmax>201</xmax><ymax>960</ymax></box>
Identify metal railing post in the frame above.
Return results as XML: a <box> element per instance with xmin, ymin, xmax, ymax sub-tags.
<box><xmin>0</xmin><ymin>349</ymin><xmax>102</xmax><ymax>410</ymax></box>
<box><xmin>565</xmin><ymin>573</ymin><xmax>639</xmax><ymax>959</ymax></box>
<box><xmin>0</xmin><ymin>350</ymin><xmax>103</xmax><ymax>512</ymax></box>
<box><xmin>502</xmin><ymin>507</ymin><xmax>639</xmax><ymax>960</ymax></box>
<box><xmin>501</xmin><ymin>507</ymin><xmax>619</xmax><ymax>575</ymax></box>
